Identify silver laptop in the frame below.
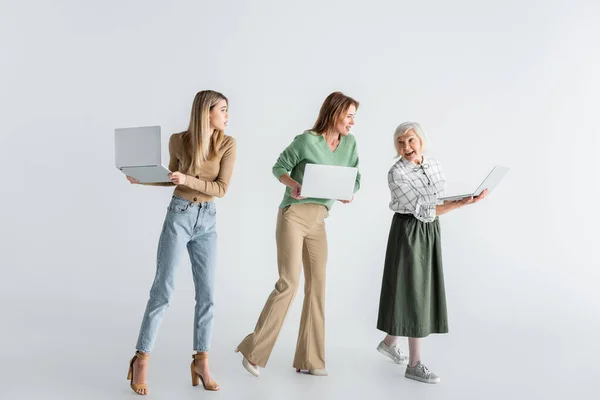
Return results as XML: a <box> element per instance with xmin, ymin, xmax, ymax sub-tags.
<box><xmin>115</xmin><ymin>126</ymin><xmax>171</xmax><ymax>183</ymax></box>
<box><xmin>439</xmin><ymin>165</ymin><xmax>509</xmax><ymax>202</ymax></box>
<box><xmin>301</xmin><ymin>163</ymin><xmax>358</xmax><ymax>201</ymax></box>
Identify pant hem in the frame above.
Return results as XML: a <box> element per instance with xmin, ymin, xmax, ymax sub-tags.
<box><xmin>136</xmin><ymin>348</ymin><xmax>151</xmax><ymax>354</ymax></box>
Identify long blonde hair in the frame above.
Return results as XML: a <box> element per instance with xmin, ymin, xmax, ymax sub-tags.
<box><xmin>312</xmin><ymin>91</ymin><xmax>359</xmax><ymax>134</ymax></box>
<box><xmin>181</xmin><ymin>90</ymin><xmax>228</xmax><ymax>173</ymax></box>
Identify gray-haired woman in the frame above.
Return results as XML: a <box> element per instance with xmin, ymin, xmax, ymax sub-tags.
<box><xmin>375</xmin><ymin>122</ymin><xmax>487</xmax><ymax>384</ymax></box>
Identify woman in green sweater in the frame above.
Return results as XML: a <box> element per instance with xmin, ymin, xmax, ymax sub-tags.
<box><xmin>236</xmin><ymin>92</ymin><xmax>361</xmax><ymax>377</ymax></box>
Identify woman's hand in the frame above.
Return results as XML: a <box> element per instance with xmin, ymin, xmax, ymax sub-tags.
<box><xmin>169</xmin><ymin>171</ymin><xmax>187</xmax><ymax>185</ymax></box>
<box><xmin>456</xmin><ymin>196</ymin><xmax>474</xmax><ymax>207</ymax></box>
<box><xmin>437</xmin><ymin>189</ymin><xmax>488</xmax><ymax>216</ymax></box>
<box><xmin>472</xmin><ymin>188</ymin><xmax>488</xmax><ymax>203</ymax></box>
<box><xmin>126</xmin><ymin>176</ymin><xmax>140</xmax><ymax>184</ymax></box>
<box><xmin>338</xmin><ymin>196</ymin><xmax>354</xmax><ymax>204</ymax></box>
<box><xmin>278</xmin><ymin>174</ymin><xmax>305</xmax><ymax>199</ymax></box>
<box><xmin>291</xmin><ymin>182</ymin><xmax>306</xmax><ymax>199</ymax></box>
<box><xmin>454</xmin><ymin>188</ymin><xmax>489</xmax><ymax>208</ymax></box>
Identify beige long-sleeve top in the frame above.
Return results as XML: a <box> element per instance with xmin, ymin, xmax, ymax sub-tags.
<box><xmin>152</xmin><ymin>132</ymin><xmax>236</xmax><ymax>203</ymax></box>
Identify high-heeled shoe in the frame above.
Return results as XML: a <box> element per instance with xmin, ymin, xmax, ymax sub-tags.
<box><xmin>296</xmin><ymin>368</ymin><xmax>328</xmax><ymax>376</ymax></box>
<box><xmin>127</xmin><ymin>351</ymin><xmax>150</xmax><ymax>395</ymax></box>
<box><xmin>235</xmin><ymin>347</ymin><xmax>260</xmax><ymax>377</ymax></box>
<box><xmin>190</xmin><ymin>353</ymin><xmax>220</xmax><ymax>391</ymax></box>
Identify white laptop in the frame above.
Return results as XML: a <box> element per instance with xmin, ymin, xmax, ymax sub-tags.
<box><xmin>301</xmin><ymin>163</ymin><xmax>358</xmax><ymax>201</ymax></box>
<box><xmin>115</xmin><ymin>126</ymin><xmax>171</xmax><ymax>183</ymax></box>
<box><xmin>439</xmin><ymin>165</ymin><xmax>509</xmax><ymax>202</ymax></box>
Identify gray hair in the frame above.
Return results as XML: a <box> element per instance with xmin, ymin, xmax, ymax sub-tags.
<box><xmin>393</xmin><ymin>121</ymin><xmax>429</xmax><ymax>157</ymax></box>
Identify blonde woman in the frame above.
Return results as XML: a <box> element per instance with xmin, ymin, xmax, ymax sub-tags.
<box><xmin>375</xmin><ymin>122</ymin><xmax>486</xmax><ymax>384</ymax></box>
<box><xmin>125</xmin><ymin>90</ymin><xmax>236</xmax><ymax>394</ymax></box>
<box><xmin>236</xmin><ymin>92</ymin><xmax>361</xmax><ymax>377</ymax></box>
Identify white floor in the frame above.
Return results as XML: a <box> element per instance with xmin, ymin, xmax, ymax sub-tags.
<box><xmin>1</xmin><ymin>308</ymin><xmax>595</xmax><ymax>400</ymax></box>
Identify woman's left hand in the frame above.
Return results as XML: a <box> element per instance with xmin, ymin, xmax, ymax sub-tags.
<box><xmin>472</xmin><ymin>188</ymin><xmax>488</xmax><ymax>203</ymax></box>
<box><xmin>338</xmin><ymin>196</ymin><xmax>354</xmax><ymax>204</ymax></box>
<box><xmin>169</xmin><ymin>171</ymin><xmax>187</xmax><ymax>185</ymax></box>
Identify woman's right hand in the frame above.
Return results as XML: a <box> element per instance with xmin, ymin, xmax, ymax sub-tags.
<box><xmin>279</xmin><ymin>174</ymin><xmax>306</xmax><ymax>199</ymax></box>
<box><xmin>126</xmin><ymin>176</ymin><xmax>140</xmax><ymax>184</ymax></box>
<box><xmin>291</xmin><ymin>182</ymin><xmax>306</xmax><ymax>199</ymax></box>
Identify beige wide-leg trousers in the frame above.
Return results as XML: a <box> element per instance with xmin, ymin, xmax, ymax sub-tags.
<box><xmin>237</xmin><ymin>203</ymin><xmax>329</xmax><ymax>370</ymax></box>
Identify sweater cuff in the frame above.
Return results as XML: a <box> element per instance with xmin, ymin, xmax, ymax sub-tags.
<box><xmin>272</xmin><ymin>167</ymin><xmax>288</xmax><ymax>181</ymax></box>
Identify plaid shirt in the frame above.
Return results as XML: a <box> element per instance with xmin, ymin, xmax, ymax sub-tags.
<box><xmin>388</xmin><ymin>156</ymin><xmax>446</xmax><ymax>222</ymax></box>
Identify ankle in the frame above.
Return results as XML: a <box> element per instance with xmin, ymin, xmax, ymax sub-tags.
<box><xmin>194</xmin><ymin>358</ymin><xmax>209</xmax><ymax>368</ymax></box>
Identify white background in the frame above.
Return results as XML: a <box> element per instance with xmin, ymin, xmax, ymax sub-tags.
<box><xmin>1</xmin><ymin>1</ymin><xmax>598</xmax><ymax>399</ymax></box>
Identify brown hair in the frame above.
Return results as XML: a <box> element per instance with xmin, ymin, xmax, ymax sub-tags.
<box><xmin>312</xmin><ymin>91</ymin><xmax>359</xmax><ymax>134</ymax></box>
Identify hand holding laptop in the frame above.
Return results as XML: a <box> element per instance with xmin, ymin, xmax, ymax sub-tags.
<box><xmin>291</xmin><ymin>184</ymin><xmax>306</xmax><ymax>199</ymax></box>
<box><xmin>291</xmin><ymin>182</ymin><xmax>354</xmax><ymax>203</ymax></box>
<box><xmin>126</xmin><ymin>171</ymin><xmax>187</xmax><ymax>185</ymax></box>
<box><xmin>280</xmin><ymin>174</ymin><xmax>306</xmax><ymax>199</ymax></box>
<box><xmin>169</xmin><ymin>171</ymin><xmax>187</xmax><ymax>185</ymax></box>
<box><xmin>338</xmin><ymin>196</ymin><xmax>354</xmax><ymax>204</ymax></box>
<box><xmin>446</xmin><ymin>188</ymin><xmax>488</xmax><ymax>205</ymax></box>
<box><xmin>473</xmin><ymin>188</ymin><xmax>488</xmax><ymax>202</ymax></box>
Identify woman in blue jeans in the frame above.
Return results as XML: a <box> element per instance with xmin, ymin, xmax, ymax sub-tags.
<box><xmin>124</xmin><ymin>90</ymin><xmax>236</xmax><ymax>395</ymax></box>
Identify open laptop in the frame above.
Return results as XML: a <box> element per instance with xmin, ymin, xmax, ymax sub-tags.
<box><xmin>300</xmin><ymin>163</ymin><xmax>358</xmax><ymax>201</ymax></box>
<box><xmin>115</xmin><ymin>125</ymin><xmax>171</xmax><ymax>183</ymax></box>
<box><xmin>439</xmin><ymin>165</ymin><xmax>509</xmax><ymax>202</ymax></box>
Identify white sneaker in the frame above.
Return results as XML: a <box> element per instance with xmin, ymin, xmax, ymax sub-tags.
<box><xmin>405</xmin><ymin>362</ymin><xmax>440</xmax><ymax>384</ymax></box>
<box><xmin>376</xmin><ymin>341</ymin><xmax>408</xmax><ymax>364</ymax></box>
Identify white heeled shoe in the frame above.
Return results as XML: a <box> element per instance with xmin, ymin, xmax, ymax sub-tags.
<box><xmin>296</xmin><ymin>368</ymin><xmax>328</xmax><ymax>376</ymax></box>
<box><xmin>242</xmin><ymin>357</ymin><xmax>260</xmax><ymax>377</ymax></box>
<box><xmin>235</xmin><ymin>348</ymin><xmax>260</xmax><ymax>377</ymax></box>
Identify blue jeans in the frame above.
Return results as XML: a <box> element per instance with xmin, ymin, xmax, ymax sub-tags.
<box><xmin>136</xmin><ymin>196</ymin><xmax>217</xmax><ymax>352</ymax></box>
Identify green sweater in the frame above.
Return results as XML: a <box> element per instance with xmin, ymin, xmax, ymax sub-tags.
<box><xmin>272</xmin><ymin>130</ymin><xmax>361</xmax><ymax>210</ymax></box>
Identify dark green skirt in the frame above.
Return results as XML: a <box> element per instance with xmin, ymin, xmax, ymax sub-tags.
<box><xmin>376</xmin><ymin>213</ymin><xmax>448</xmax><ymax>338</ymax></box>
